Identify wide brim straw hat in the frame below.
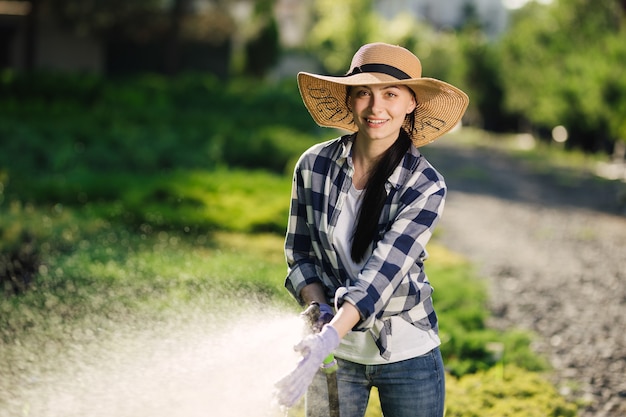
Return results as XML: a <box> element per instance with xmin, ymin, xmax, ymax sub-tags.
<box><xmin>297</xmin><ymin>42</ymin><xmax>469</xmax><ymax>147</ymax></box>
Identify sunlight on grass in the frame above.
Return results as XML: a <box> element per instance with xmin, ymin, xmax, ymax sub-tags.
<box><xmin>120</xmin><ymin>169</ymin><xmax>291</xmax><ymax>233</ymax></box>
<box><xmin>445</xmin><ymin>365</ymin><xmax>578</xmax><ymax>417</ymax></box>
<box><xmin>427</xmin><ymin>242</ymin><xmax>469</xmax><ymax>268</ymax></box>
<box><xmin>212</xmin><ymin>231</ymin><xmax>286</xmax><ymax>265</ymax></box>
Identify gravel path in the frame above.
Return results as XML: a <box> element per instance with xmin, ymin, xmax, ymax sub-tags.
<box><xmin>423</xmin><ymin>137</ymin><xmax>626</xmax><ymax>417</ymax></box>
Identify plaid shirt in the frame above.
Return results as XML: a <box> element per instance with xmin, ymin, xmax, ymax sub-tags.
<box><xmin>285</xmin><ymin>134</ymin><xmax>446</xmax><ymax>360</ymax></box>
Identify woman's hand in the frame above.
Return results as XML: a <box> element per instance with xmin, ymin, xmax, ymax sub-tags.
<box><xmin>274</xmin><ymin>325</ymin><xmax>340</xmax><ymax>408</ymax></box>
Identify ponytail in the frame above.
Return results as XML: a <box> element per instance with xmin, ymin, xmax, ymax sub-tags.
<box><xmin>351</xmin><ymin>129</ymin><xmax>412</xmax><ymax>262</ymax></box>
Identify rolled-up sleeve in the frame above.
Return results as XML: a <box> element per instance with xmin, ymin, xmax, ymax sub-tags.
<box><xmin>284</xmin><ymin>162</ymin><xmax>321</xmax><ymax>304</ymax></box>
<box><xmin>284</xmin><ymin>137</ymin><xmax>351</xmax><ymax>306</ymax></box>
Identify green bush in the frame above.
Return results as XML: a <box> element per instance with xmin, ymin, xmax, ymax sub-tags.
<box><xmin>428</xmin><ymin>244</ymin><xmax>548</xmax><ymax>377</ymax></box>
<box><xmin>114</xmin><ymin>169</ymin><xmax>292</xmax><ymax>233</ymax></box>
<box><xmin>7</xmin><ymin>169</ymin><xmax>291</xmax><ymax>234</ymax></box>
<box><xmin>0</xmin><ymin>72</ymin><xmax>318</xmax><ymax>183</ymax></box>
<box><xmin>445</xmin><ymin>365</ymin><xmax>578</xmax><ymax>416</ymax></box>
<box><xmin>0</xmin><ymin>73</ymin><xmax>323</xmax><ymax>223</ymax></box>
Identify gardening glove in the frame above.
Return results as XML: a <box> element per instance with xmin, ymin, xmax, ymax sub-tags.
<box><xmin>302</xmin><ymin>301</ymin><xmax>334</xmax><ymax>334</ymax></box>
<box><xmin>274</xmin><ymin>324</ymin><xmax>340</xmax><ymax>408</ymax></box>
<box><xmin>317</xmin><ymin>302</ymin><xmax>334</xmax><ymax>327</ymax></box>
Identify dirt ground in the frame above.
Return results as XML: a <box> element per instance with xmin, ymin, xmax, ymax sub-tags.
<box><xmin>423</xmin><ymin>135</ymin><xmax>626</xmax><ymax>417</ymax></box>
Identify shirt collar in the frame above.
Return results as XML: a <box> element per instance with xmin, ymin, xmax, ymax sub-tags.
<box><xmin>337</xmin><ymin>134</ymin><xmax>355</xmax><ymax>165</ymax></box>
<box><xmin>338</xmin><ymin>133</ymin><xmax>422</xmax><ymax>190</ymax></box>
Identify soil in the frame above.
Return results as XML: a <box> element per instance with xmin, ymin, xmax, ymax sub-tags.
<box><xmin>423</xmin><ymin>136</ymin><xmax>626</xmax><ymax>417</ymax></box>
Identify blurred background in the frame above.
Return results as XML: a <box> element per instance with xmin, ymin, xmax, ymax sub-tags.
<box><xmin>1</xmin><ymin>1</ymin><xmax>625</xmax><ymax>417</ymax></box>
<box><xmin>0</xmin><ymin>0</ymin><xmax>625</xmax><ymax>155</ymax></box>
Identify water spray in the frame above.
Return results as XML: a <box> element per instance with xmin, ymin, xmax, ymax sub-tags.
<box><xmin>2</xmin><ymin>305</ymin><xmax>301</xmax><ymax>417</ymax></box>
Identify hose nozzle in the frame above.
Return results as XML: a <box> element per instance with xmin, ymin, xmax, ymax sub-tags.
<box><xmin>301</xmin><ymin>301</ymin><xmax>322</xmax><ymax>334</ymax></box>
<box><xmin>301</xmin><ymin>301</ymin><xmax>338</xmax><ymax>374</ymax></box>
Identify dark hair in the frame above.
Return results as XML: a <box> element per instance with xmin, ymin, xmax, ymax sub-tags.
<box><xmin>346</xmin><ymin>86</ymin><xmax>416</xmax><ymax>262</ymax></box>
<box><xmin>351</xmin><ymin>130</ymin><xmax>411</xmax><ymax>262</ymax></box>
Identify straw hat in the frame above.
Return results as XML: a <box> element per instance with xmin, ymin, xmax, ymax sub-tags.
<box><xmin>297</xmin><ymin>43</ymin><xmax>469</xmax><ymax>147</ymax></box>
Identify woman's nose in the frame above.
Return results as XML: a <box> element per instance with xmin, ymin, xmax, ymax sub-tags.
<box><xmin>369</xmin><ymin>94</ymin><xmax>383</xmax><ymax>113</ymax></box>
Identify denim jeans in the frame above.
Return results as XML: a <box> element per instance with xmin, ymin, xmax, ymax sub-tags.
<box><xmin>305</xmin><ymin>347</ymin><xmax>445</xmax><ymax>417</ymax></box>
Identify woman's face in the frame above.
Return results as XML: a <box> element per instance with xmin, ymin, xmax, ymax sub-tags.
<box><xmin>349</xmin><ymin>84</ymin><xmax>416</xmax><ymax>145</ymax></box>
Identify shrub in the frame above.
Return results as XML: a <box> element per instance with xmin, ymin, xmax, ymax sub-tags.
<box><xmin>427</xmin><ymin>244</ymin><xmax>548</xmax><ymax>377</ymax></box>
<box><xmin>0</xmin><ymin>72</ymin><xmax>319</xmax><ymax>186</ymax></box>
<box><xmin>445</xmin><ymin>365</ymin><xmax>578</xmax><ymax>416</ymax></box>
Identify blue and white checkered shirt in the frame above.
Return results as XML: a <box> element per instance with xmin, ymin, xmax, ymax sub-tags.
<box><xmin>285</xmin><ymin>133</ymin><xmax>446</xmax><ymax>360</ymax></box>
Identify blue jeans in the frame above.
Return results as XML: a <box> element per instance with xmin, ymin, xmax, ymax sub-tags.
<box><xmin>305</xmin><ymin>348</ymin><xmax>445</xmax><ymax>417</ymax></box>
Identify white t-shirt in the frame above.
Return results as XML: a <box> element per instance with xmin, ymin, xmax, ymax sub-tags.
<box><xmin>332</xmin><ymin>182</ymin><xmax>440</xmax><ymax>365</ymax></box>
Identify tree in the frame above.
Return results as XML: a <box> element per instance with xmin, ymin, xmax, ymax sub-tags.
<box><xmin>164</xmin><ymin>0</ymin><xmax>192</xmax><ymax>76</ymax></box>
<box><xmin>24</xmin><ymin>0</ymin><xmax>238</xmax><ymax>75</ymax></box>
<box><xmin>23</xmin><ymin>0</ymin><xmax>41</xmax><ymax>71</ymax></box>
<box><xmin>305</xmin><ymin>0</ymin><xmax>377</xmax><ymax>73</ymax></box>
<box><xmin>461</xmin><ymin>35</ymin><xmax>513</xmax><ymax>131</ymax></box>
<box><xmin>498</xmin><ymin>0</ymin><xmax>626</xmax><ymax>152</ymax></box>
<box><xmin>46</xmin><ymin>0</ymin><xmax>164</xmax><ymax>37</ymax></box>
<box><xmin>242</xmin><ymin>0</ymin><xmax>280</xmax><ymax>78</ymax></box>
<box><xmin>600</xmin><ymin>30</ymin><xmax>626</xmax><ymax>152</ymax></box>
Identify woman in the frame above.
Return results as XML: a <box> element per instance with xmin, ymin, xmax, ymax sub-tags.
<box><xmin>275</xmin><ymin>43</ymin><xmax>469</xmax><ymax>417</ymax></box>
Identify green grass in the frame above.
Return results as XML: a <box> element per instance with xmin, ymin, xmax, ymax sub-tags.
<box><xmin>110</xmin><ymin>168</ymin><xmax>292</xmax><ymax>233</ymax></box>
<box><xmin>4</xmin><ymin>168</ymin><xmax>292</xmax><ymax>235</ymax></box>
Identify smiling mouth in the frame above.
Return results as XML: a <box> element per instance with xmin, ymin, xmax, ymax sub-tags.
<box><xmin>366</xmin><ymin>119</ymin><xmax>387</xmax><ymax>125</ymax></box>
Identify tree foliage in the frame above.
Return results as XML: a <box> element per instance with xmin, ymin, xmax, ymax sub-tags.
<box><xmin>304</xmin><ymin>0</ymin><xmax>377</xmax><ymax>73</ymax></box>
<box><xmin>242</xmin><ymin>0</ymin><xmax>280</xmax><ymax>77</ymax></box>
<box><xmin>301</xmin><ymin>0</ymin><xmax>626</xmax><ymax>152</ymax></box>
<box><xmin>304</xmin><ymin>0</ymin><xmax>464</xmax><ymax>80</ymax></box>
<box><xmin>11</xmin><ymin>0</ymin><xmax>626</xmax><ymax>153</ymax></box>
<box><xmin>498</xmin><ymin>0</ymin><xmax>626</xmax><ymax>151</ymax></box>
